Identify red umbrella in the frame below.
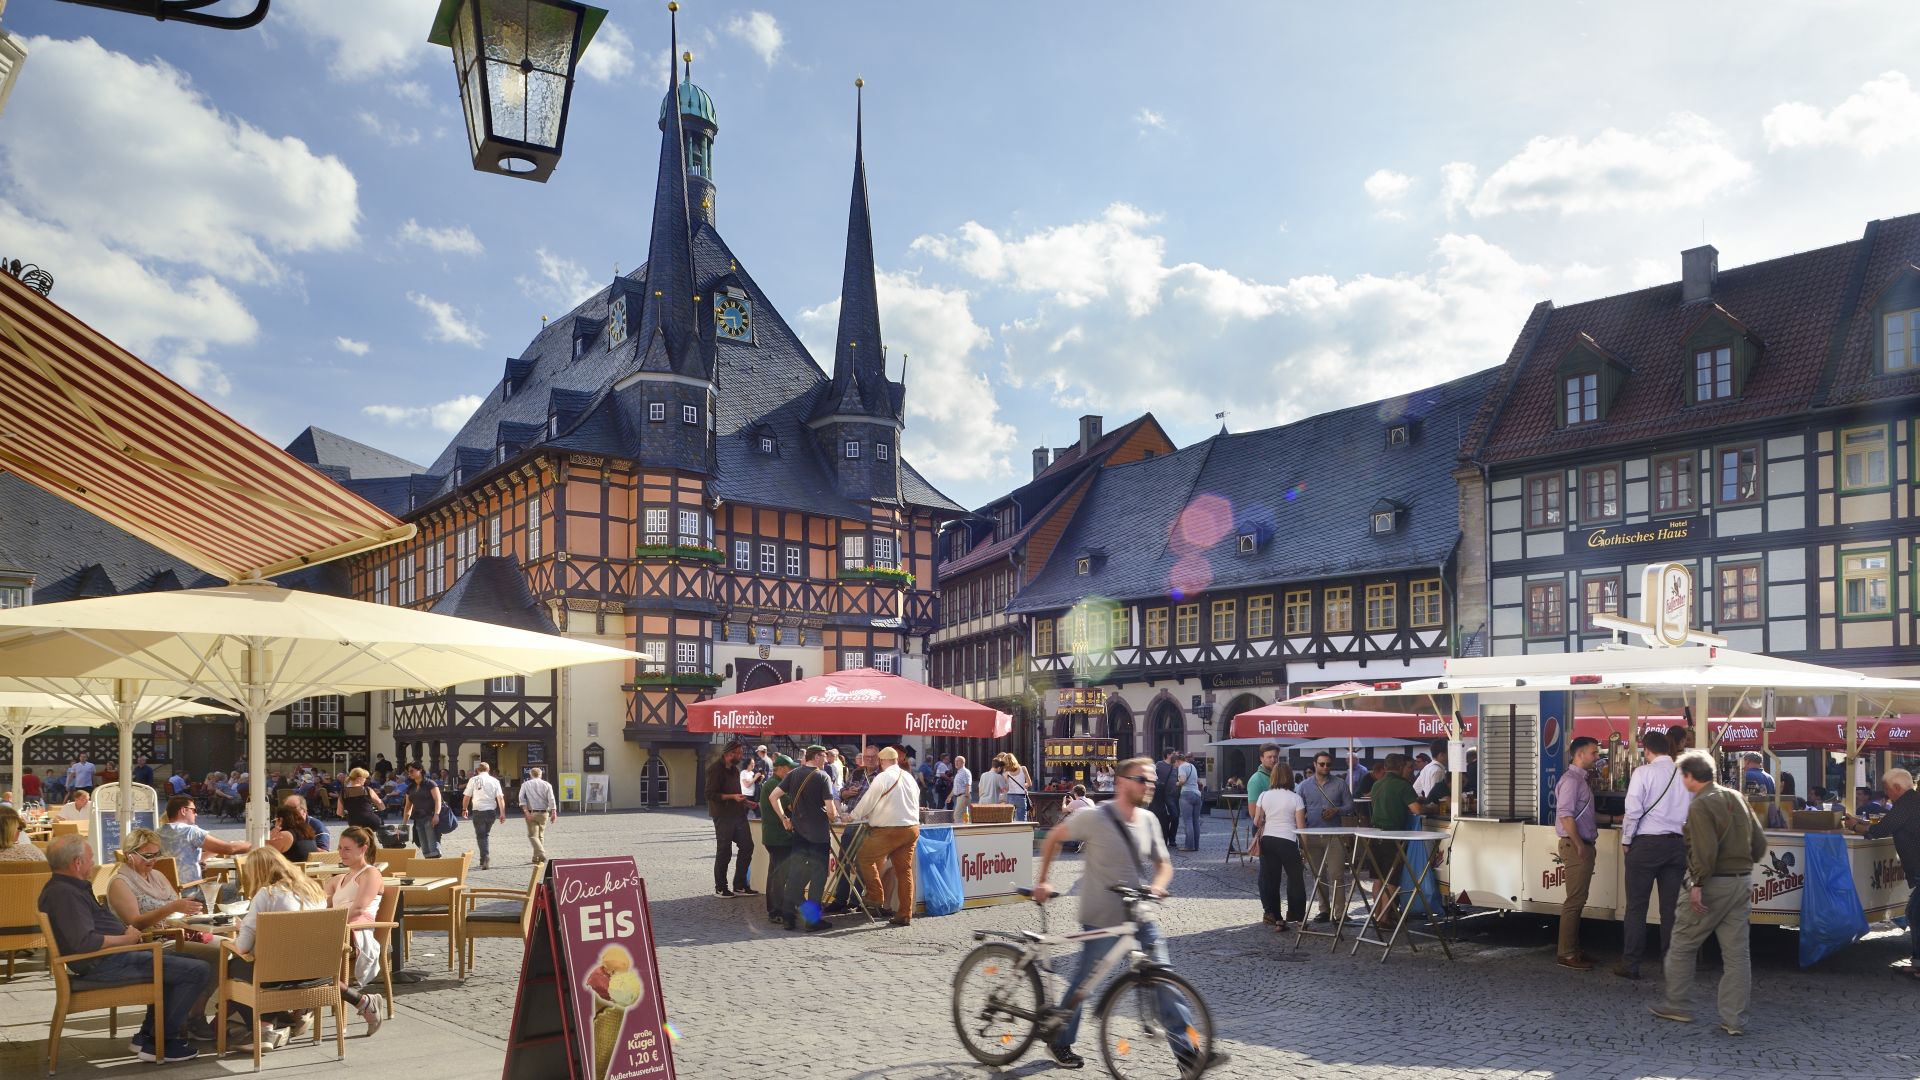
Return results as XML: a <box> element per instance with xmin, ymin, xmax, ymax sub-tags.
<box><xmin>685</xmin><ymin>668</ymin><xmax>1012</xmax><ymax>739</ymax></box>
<box><xmin>1229</xmin><ymin>705</ymin><xmax>1476</xmax><ymax>742</ymax></box>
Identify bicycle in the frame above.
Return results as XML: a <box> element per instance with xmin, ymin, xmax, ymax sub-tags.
<box><xmin>950</xmin><ymin>885</ymin><xmax>1218</xmax><ymax>1079</ymax></box>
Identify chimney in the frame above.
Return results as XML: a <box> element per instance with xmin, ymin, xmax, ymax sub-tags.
<box><xmin>1032</xmin><ymin>446</ymin><xmax>1050</xmax><ymax>478</ymax></box>
<box><xmin>1078</xmin><ymin>414</ymin><xmax>1103</xmax><ymax>455</ymax></box>
<box><xmin>1681</xmin><ymin>244</ymin><xmax>1717</xmax><ymax>304</ymax></box>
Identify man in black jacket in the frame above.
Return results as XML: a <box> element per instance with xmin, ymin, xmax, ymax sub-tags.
<box><xmin>1152</xmin><ymin>750</ymin><xmax>1179</xmax><ymax>847</ymax></box>
<box><xmin>705</xmin><ymin>741</ymin><xmax>756</xmax><ymax>898</ymax></box>
<box><xmin>1846</xmin><ymin>768</ymin><xmax>1918</xmax><ymax>979</ymax></box>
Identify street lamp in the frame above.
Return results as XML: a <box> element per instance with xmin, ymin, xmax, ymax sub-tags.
<box><xmin>429</xmin><ymin>0</ymin><xmax>608</xmax><ymax>183</ymax></box>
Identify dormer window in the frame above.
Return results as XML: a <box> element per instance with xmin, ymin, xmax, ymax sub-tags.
<box><xmin>1371</xmin><ymin>511</ymin><xmax>1394</xmax><ymax>534</ymax></box>
<box><xmin>1076</xmin><ymin>557</ymin><xmax>1091</xmax><ymax>575</ymax></box>
<box><xmin>1386</xmin><ymin>424</ymin><xmax>1409</xmax><ymax>447</ymax></box>
<box><xmin>759</xmin><ymin>435</ymin><xmax>775</xmax><ymax>454</ymax></box>
<box><xmin>1694</xmin><ymin>347</ymin><xmax>1733</xmax><ymax>401</ymax></box>
<box><xmin>1555</xmin><ymin>334</ymin><xmax>1629</xmax><ymax>427</ymax></box>
<box><xmin>606</xmin><ymin>296</ymin><xmax>628</xmax><ymax>348</ymax></box>
<box><xmin>1563</xmin><ymin>373</ymin><xmax>1598</xmax><ymax>425</ymax></box>
<box><xmin>1238</xmin><ymin>533</ymin><xmax>1257</xmax><ymax>553</ymax></box>
<box><xmin>547</xmin><ymin>414</ymin><xmax>559</xmax><ymax>438</ymax></box>
<box><xmin>1681</xmin><ymin>304</ymin><xmax>1761</xmax><ymax>404</ymax></box>
<box><xmin>1369</xmin><ymin>498</ymin><xmax>1402</xmax><ymax>535</ymax></box>
<box><xmin>1886</xmin><ymin>308</ymin><xmax>1920</xmax><ymax>373</ymax></box>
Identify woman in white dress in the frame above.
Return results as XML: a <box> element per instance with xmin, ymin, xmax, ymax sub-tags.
<box><xmin>322</xmin><ymin>825</ymin><xmax>387</xmax><ymax>1034</ymax></box>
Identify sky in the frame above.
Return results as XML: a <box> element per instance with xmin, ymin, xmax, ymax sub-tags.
<box><xmin>4</xmin><ymin>1</ymin><xmax>1920</xmax><ymax>510</ymax></box>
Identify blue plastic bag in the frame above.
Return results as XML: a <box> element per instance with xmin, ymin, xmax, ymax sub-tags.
<box><xmin>1798</xmin><ymin>833</ymin><xmax>1868</xmax><ymax>967</ymax></box>
<box><xmin>1397</xmin><ymin>838</ymin><xmax>1443</xmax><ymax>915</ymax></box>
<box><xmin>917</xmin><ymin>826</ymin><xmax>963</xmax><ymax>917</ymax></box>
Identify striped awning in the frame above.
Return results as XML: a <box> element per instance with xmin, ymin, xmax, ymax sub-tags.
<box><xmin>0</xmin><ymin>274</ymin><xmax>415</xmax><ymax>582</ymax></box>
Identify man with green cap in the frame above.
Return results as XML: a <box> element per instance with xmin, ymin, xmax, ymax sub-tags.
<box><xmin>759</xmin><ymin>754</ymin><xmax>796</xmax><ymax>925</ymax></box>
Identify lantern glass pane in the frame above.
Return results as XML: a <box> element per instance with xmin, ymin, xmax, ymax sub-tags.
<box><xmin>452</xmin><ymin>0</ymin><xmax>478</xmax><ymax>70</ymax></box>
<box><xmin>485</xmin><ymin>56</ymin><xmax>529</xmax><ymax>142</ymax></box>
<box><xmin>464</xmin><ymin>62</ymin><xmax>487</xmax><ymax>154</ymax></box>
<box><xmin>527</xmin><ymin>2</ymin><xmax>578</xmax><ymax>73</ymax></box>
<box><xmin>480</xmin><ymin>0</ymin><xmax>527</xmax><ymax>62</ymax></box>
<box><xmin>527</xmin><ymin>69</ymin><xmax>566</xmax><ymax>148</ymax></box>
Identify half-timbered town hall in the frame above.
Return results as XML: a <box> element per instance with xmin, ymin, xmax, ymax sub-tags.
<box><xmin>327</xmin><ymin>32</ymin><xmax>962</xmax><ymax>808</ymax></box>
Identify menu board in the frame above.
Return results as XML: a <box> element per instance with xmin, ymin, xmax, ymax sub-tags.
<box><xmin>552</xmin><ymin>857</ymin><xmax>675</xmax><ymax>1080</ymax></box>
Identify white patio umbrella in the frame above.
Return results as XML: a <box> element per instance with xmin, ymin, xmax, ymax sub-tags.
<box><xmin>0</xmin><ymin>687</ymin><xmax>229</xmax><ymax>837</ymax></box>
<box><xmin>0</xmin><ymin>582</ymin><xmax>644</xmax><ymax>843</ymax></box>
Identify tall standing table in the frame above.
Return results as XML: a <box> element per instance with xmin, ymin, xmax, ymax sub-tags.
<box><xmin>1348</xmin><ymin>828</ymin><xmax>1452</xmax><ymax>962</ymax></box>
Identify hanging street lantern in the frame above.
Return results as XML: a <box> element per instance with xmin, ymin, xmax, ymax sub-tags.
<box><xmin>429</xmin><ymin>0</ymin><xmax>608</xmax><ymax>183</ymax></box>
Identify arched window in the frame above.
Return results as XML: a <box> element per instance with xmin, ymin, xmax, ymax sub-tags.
<box><xmin>639</xmin><ymin>756</ymin><xmax>670</xmax><ymax>808</ymax></box>
<box><xmin>1149</xmin><ymin>699</ymin><xmax>1184</xmax><ymax>761</ymax></box>
<box><xmin>1107</xmin><ymin>699</ymin><xmax>1136</xmax><ymax>761</ymax></box>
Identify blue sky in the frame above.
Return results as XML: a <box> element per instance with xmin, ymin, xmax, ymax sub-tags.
<box><xmin>4</xmin><ymin>1</ymin><xmax>1920</xmax><ymax>508</ymax></box>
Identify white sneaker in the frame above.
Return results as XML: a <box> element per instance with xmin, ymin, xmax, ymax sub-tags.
<box><xmin>359</xmin><ymin>994</ymin><xmax>384</xmax><ymax>1036</ymax></box>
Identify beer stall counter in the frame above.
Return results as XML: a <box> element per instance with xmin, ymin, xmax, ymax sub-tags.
<box><xmin>1305</xmin><ymin>635</ymin><xmax>1920</xmax><ymax>937</ymax></box>
<box><xmin>1029</xmin><ymin>736</ymin><xmax>1119</xmax><ymax>831</ymax></box>
<box><xmin>687</xmin><ymin>668</ymin><xmax>1033</xmax><ymax>912</ymax></box>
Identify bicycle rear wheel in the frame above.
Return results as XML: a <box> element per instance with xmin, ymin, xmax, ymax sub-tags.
<box><xmin>1095</xmin><ymin>968</ymin><xmax>1215</xmax><ymax>1080</ymax></box>
<box><xmin>950</xmin><ymin>942</ymin><xmax>1044</xmax><ymax>1067</ymax></box>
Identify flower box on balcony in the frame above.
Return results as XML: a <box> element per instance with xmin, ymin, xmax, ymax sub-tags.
<box><xmin>634</xmin><ymin>543</ymin><xmax>724</xmax><ymax>564</ymax></box>
<box><xmin>837</xmin><ymin>566</ymin><xmax>915</xmax><ymax>587</ymax></box>
<box><xmin>625</xmin><ymin>672</ymin><xmax>726</xmax><ymax>689</ymax></box>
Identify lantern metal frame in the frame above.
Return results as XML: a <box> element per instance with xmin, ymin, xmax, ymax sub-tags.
<box><xmin>51</xmin><ymin>0</ymin><xmax>270</xmax><ymax>31</ymax></box>
<box><xmin>429</xmin><ymin>0</ymin><xmax>608</xmax><ymax>184</ymax></box>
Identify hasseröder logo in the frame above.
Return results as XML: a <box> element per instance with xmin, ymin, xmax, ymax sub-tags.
<box><xmin>903</xmin><ymin>711</ymin><xmax>966</xmax><ymax>733</ymax></box>
<box><xmin>961</xmin><ymin>851</ymin><xmax>1019</xmax><ymax>883</ymax></box>
<box><xmin>1256</xmin><ymin>718</ymin><xmax>1310</xmax><ymax>736</ymax></box>
<box><xmin>713</xmin><ymin>709</ymin><xmax>776</xmax><ymax>729</ymax></box>
<box><xmin>804</xmin><ymin>685</ymin><xmax>885</xmax><ymax>705</ymax></box>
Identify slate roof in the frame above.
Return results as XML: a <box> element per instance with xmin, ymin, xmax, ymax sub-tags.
<box><xmin>0</xmin><ymin>474</ymin><xmax>222</xmax><ymax>602</ymax></box>
<box><xmin>1009</xmin><ymin>370</ymin><xmax>1502</xmax><ymax>613</ymax></box>
<box><xmin>1467</xmin><ymin>213</ymin><xmax>1920</xmax><ymax>464</ymax></box>
<box><xmin>428</xmin><ymin>555</ymin><xmax>559</xmax><ymax>634</ymax></box>
<box><xmin>939</xmin><ymin>414</ymin><xmax>1164</xmax><ymax>579</ymax></box>
<box><xmin>284</xmin><ymin>427</ymin><xmax>424</xmax><ymax>481</ymax></box>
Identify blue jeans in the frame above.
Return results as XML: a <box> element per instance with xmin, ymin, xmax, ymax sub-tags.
<box><xmin>82</xmin><ymin>951</ymin><xmax>211</xmax><ymax>1045</ymax></box>
<box><xmin>411</xmin><ymin>817</ymin><xmax>440</xmax><ymax>857</ymax></box>
<box><xmin>1050</xmin><ymin>920</ymin><xmax>1194</xmax><ymax>1057</ymax></box>
<box><xmin>1007</xmin><ymin>793</ymin><xmax>1028</xmax><ymax>821</ymax></box>
<box><xmin>1179</xmin><ymin>790</ymin><xmax>1202</xmax><ymax>850</ymax></box>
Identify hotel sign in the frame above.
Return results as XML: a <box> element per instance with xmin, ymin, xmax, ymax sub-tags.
<box><xmin>1582</xmin><ymin>518</ymin><xmax>1693</xmax><ymax>550</ymax></box>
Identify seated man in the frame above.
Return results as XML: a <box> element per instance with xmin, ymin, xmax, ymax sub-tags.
<box><xmin>282</xmin><ymin>794</ymin><xmax>332</xmax><ymax>851</ymax></box>
<box><xmin>57</xmin><ymin>789</ymin><xmax>92</xmax><ymax>822</ymax></box>
<box><xmin>39</xmin><ymin>834</ymin><xmax>211</xmax><ymax>1061</ymax></box>
<box><xmin>157</xmin><ymin>795</ymin><xmax>250</xmax><ymax>884</ymax></box>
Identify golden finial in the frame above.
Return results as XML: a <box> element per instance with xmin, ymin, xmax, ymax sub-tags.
<box><xmin>683</xmin><ymin>51</ymin><xmax>693</xmax><ymax>79</ymax></box>
<box><xmin>855</xmin><ymin>77</ymin><xmax>865</xmax><ymax>89</ymax></box>
<box><xmin>541</xmin><ymin>314</ymin><xmax>549</xmax><ymax>327</ymax></box>
<box><xmin>667</xmin><ymin>2</ymin><xmax>678</xmax><ymax>11</ymax></box>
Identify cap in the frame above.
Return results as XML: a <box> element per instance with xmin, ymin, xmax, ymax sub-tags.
<box><xmin>772</xmin><ymin>754</ymin><xmax>796</xmax><ymax>768</ymax></box>
<box><xmin>755</xmin><ymin>744</ymin><xmax>769</xmax><ymax>752</ymax></box>
<box><xmin>804</xmin><ymin>744</ymin><xmax>827</xmax><ymax>757</ymax></box>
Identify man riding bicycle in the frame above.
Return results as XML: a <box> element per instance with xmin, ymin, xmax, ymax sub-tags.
<box><xmin>1032</xmin><ymin>755</ymin><xmax>1222</xmax><ymax>1073</ymax></box>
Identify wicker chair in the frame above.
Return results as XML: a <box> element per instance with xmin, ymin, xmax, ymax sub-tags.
<box><xmin>88</xmin><ymin>864</ymin><xmax>117</xmax><ymax>903</ymax></box>
<box><xmin>36</xmin><ymin>910</ymin><xmax>167</xmax><ymax>1073</ymax></box>
<box><xmin>305</xmin><ymin>850</ymin><xmax>342</xmax><ymax>866</ymax></box>
<box><xmin>349</xmin><ymin>887</ymin><xmax>400</xmax><ymax>1019</ymax></box>
<box><xmin>401</xmin><ymin>853</ymin><xmax>469</xmax><ymax>970</ymax></box>
<box><xmin>51</xmin><ymin>820</ymin><xmax>84</xmax><ymax>839</ymax></box>
<box><xmin>375</xmin><ymin>847</ymin><xmax>416</xmax><ymax>878</ymax></box>
<box><xmin>0</xmin><ymin>869</ymin><xmax>50</xmax><ymax>981</ymax></box>
<box><xmin>458</xmin><ymin>863</ymin><xmax>541</xmax><ymax>977</ymax></box>
<box><xmin>0</xmin><ymin>859</ymin><xmax>51</xmax><ymax>874</ymax></box>
<box><xmin>215</xmin><ymin>906</ymin><xmax>352</xmax><ymax>1071</ymax></box>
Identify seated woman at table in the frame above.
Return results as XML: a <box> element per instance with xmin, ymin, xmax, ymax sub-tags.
<box><xmin>0</xmin><ymin>806</ymin><xmax>46</xmax><ymax>861</ymax></box>
<box><xmin>227</xmin><ymin>846</ymin><xmax>328</xmax><ymax>1051</ymax></box>
<box><xmin>265</xmin><ymin>804</ymin><xmax>318</xmax><ymax>863</ymax></box>
<box><xmin>107</xmin><ymin>828</ymin><xmax>221</xmax><ymax>1039</ymax></box>
<box><xmin>322</xmin><ymin>825</ymin><xmax>386</xmax><ymax>1034</ymax></box>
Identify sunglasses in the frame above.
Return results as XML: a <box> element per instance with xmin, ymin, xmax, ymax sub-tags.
<box><xmin>133</xmin><ymin>849</ymin><xmax>161</xmax><ymax>860</ymax></box>
<box><xmin>1119</xmin><ymin>774</ymin><xmax>1156</xmax><ymax>785</ymax></box>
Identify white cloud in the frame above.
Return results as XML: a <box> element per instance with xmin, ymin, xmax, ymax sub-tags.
<box><xmin>800</xmin><ymin>273</ymin><xmax>1017</xmax><ymax>485</ymax></box>
<box><xmin>1439</xmin><ymin>162</ymin><xmax>1479</xmax><ymax>220</ymax></box>
<box><xmin>1453</xmin><ymin>113</ymin><xmax>1752</xmax><ymax>216</ymax></box>
<box><xmin>334</xmin><ymin>337</ymin><xmax>371</xmax><ymax>356</ymax></box>
<box><xmin>913</xmin><ymin>203</ymin><xmax>1171</xmax><ymax>317</ymax></box>
<box><xmin>725</xmin><ymin>11</ymin><xmax>784</xmax><ymax>67</ymax></box>
<box><xmin>515</xmin><ymin>248</ymin><xmax>600</xmax><ymax>311</ymax></box>
<box><xmin>1134</xmin><ymin>108</ymin><xmax>1168</xmax><ymax>132</ymax></box>
<box><xmin>407</xmin><ymin>292</ymin><xmax>487</xmax><ymax>348</ymax></box>
<box><xmin>4</xmin><ymin>37</ymin><xmax>359</xmax><ymax>286</ymax></box>
<box><xmin>390</xmin><ymin>80</ymin><xmax>433</xmax><ymax>107</ymax></box>
<box><xmin>578</xmin><ymin>19</ymin><xmax>635</xmax><ymax>83</ymax></box>
<box><xmin>280</xmin><ymin>0</ymin><xmax>440</xmax><ymax>78</ymax></box>
<box><xmin>362</xmin><ymin>395</ymin><xmax>483</xmax><ymax>434</ymax></box>
<box><xmin>357</xmin><ymin>110</ymin><xmax>421</xmax><ymax>147</ymax></box>
<box><xmin>164</xmin><ymin>349</ymin><xmax>232</xmax><ymax>397</ymax></box>
<box><xmin>396</xmin><ymin>218</ymin><xmax>484</xmax><ymax>256</ymax></box>
<box><xmin>1364</xmin><ymin>169</ymin><xmax>1414</xmax><ymax>202</ymax></box>
<box><xmin>1763</xmin><ymin>71</ymin><xmax>1920</xmax><ymax>157</ymax></box>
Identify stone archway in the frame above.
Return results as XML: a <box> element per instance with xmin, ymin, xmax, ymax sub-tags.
<box><xmin>738</xmin><ymin>660</ymin><xmax>787</xmax><ymax>693</ymax></box>
<box><xmin>1217</xmin><ymin>692</ymin><xmax>1269</xmax><ymax>788</ymax></box>
<box><xmin>1107</xmin><ymin>699</ymin><xmax>1136</xmax><ymax>761</ymax></box>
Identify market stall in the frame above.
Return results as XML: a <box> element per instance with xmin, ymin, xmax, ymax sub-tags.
<box><xmin>687</xmin><ymin>669</ymin><xmax>1032</xmax><ymax>912</ymax></box>
<box><xmin>1031</xmin><ymin>736</ymin><xmax>1118</xmax><ymax>830</ymax></box>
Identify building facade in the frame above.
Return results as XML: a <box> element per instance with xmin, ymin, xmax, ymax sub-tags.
<box><xmin>330</xmin><ymin>37</ymin><xmax>963</xmax><ymax>808</ymax></box>
<box><xmin>1008</xmin><ymin>371</ymin><xmax>1498</xmax><ymax>783</ymax></box>
<box><xmin>928</xmin><ymin>414</ymin><xmax>1174</xmax><ymax>768</ymax></box>
<box><xmin>1459</xmin><ymin>216</ymin><xmax>1920</xmax><ymax>673</ymax></box>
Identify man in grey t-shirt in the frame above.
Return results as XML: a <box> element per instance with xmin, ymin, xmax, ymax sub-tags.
<box><xmin>1033</xmin><ymin>756</ymin><xmax>1217</xmax><ymax>1073</ymax></box>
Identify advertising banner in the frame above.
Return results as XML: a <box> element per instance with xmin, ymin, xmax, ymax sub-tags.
<box><xmin>953</xmin><ymin>825</ymin><xmax>1032</xmax><ymax>902</ymax></box>
<box><xmin>91</xmin><ymin>781</ymin><xmax>158</xmax><ymax>864</ymax></box>
<box><xmin>1537</xmin><ymin>692</ymin><xmax>1568</xmax><ymax>828</ymax></box>
<box><xmin>550</xmin><ymin>857</ymin><xmax>676</xmax><ymax>1080</ymax></box>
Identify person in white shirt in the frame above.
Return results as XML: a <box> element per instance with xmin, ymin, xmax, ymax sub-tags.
<box><xmin>517</xmin><ymin>767</ymin><xmax>558</xmax><ymax>863</ymax></box>
<box><xmin>850</xmin><ymin>747</ymin><xmax>921</xmax><ymax>926</ymax></box>
<box><xmin>1061</xmin><ymin>785</ymin><xmax>1096</xmax><ymax>815</ymax></box>
<box><xmin>1616</xmin><ymin>730</ymin><xmax>1692</xmax><ymax>979</ymax></box>
<box><xmin>66</xmin><ymin>754</ymin><xmax>96</xmax><ymax>794</ymax></box>
<box><xmin>1251</xmin><ymin>765</ymin><xmax>1308</xmax><ymax>930</ymax></box>
<box><xmin>460</xmin><ymin>762</ymin><xmax>506</xmax><ymax>870</ymax></box>
<box><xmin>1413</xmin><ymin>742</ymin><xmax>1447</xmax><ymax>799</ymax></box>
<box><xmin>948</xmin><ymin>755</ymin><xmax>973</xmax><ymax>822</ymax></box>
<box><xmin>57</xmin><ymin>789</ymin><xmax>92</xmax><ymax>821</ymax></box>
<box><xmin>977</xmin><ymin>760</ymin><xmax>1007</xmax><ymax>806</ymax></box>
<box><xmin>228</xmin><ymin>846</ymin><xmax>327</xmax><ymax>1051</ymax></box>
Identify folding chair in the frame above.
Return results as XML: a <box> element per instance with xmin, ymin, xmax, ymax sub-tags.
<box><xmin>825</xmin><ymin>822</ymin><xmax>877</xmax><ymax>924</ymax></box>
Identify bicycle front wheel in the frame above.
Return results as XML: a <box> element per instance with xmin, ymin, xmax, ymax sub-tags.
<box><xmin>1095</xmin><ymin>968</ymin><xmax>1215</xmax><ymax>1080</ymax></box>
<box><xmin>950</xmin><ymin>941</ymin><xmax>1044</xmax><ymax>1067</ymax></box>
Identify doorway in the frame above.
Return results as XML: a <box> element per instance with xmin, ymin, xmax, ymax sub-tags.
<box><xmin>179</xmin><ymin>719</ymin><xmax>237</xmax><ymax>783</ymax></box>
<box><xmin>1217</xmin><ymin>693</ymin><xmax>1268</xmax><ymax>787</ymax></box>
<box><xmin>1107</xmin><ymin>700</ymin><xmax>1136</xmax><ymax>760</ymax></box>
<box><xmin>1149</xmin><ymin>699</ymin><xmax>1184</xmax><ymax>761</ymax></box>
<box><xmin>639</xmin><ymin>755</ymin><xmax>671</xmax><ymax>808</ymax></box>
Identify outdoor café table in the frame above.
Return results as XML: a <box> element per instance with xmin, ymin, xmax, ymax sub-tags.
<box><xmin>202</xmin><ymin>856</ymin><xmax>237</xmax><ymax>883</ymax></box>
<box><xmin>385</xmin><ymin>875</ymin><xmax>458</xmax><ymax>983</ymax></box>
<box><xmin>1217</xmin><ymin>793</ymin><xmax>1252</xmax><ymax>867</ymax></box>
<box><xmin>1348</xmin><ymin>828</ymin><xmax>1453</xmax><ymax>963</ymax></box>
<box><xmin>1290</xmin><ymin>827</ymin><xmax>1367</xmax><ymax>951</ymax></box>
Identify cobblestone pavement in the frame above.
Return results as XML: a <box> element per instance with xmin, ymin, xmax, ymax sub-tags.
<box><xmin>9</xmin><ymin>809</ymin><xmax>1912</xmax><ymax>1079</ymax></box>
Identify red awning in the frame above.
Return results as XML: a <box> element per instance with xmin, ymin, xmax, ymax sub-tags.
<box><xmin>0</xmin><ymin>275</ymin><xmax>413</xmax><ymax>582</ymax></box>
<box><xmin>1574</xmin><ymin>715</ymin><xmax>1920</xmax><ymax>751</ymax></box>
<box><xmin>686</xmin><ymin>669</ymin><xmax>1012</xmax><ymax>739</ymax></box>
<box><xmin>1230</xmin><ymin>705</ymin><xmax>1476</xmax><ymax>742</ymax></box>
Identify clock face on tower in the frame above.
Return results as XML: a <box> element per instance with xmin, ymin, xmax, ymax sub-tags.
<box><xmin>714</xmin><ymin>293</ymin><xmax>753</xmax><ymax>342</ymax></box>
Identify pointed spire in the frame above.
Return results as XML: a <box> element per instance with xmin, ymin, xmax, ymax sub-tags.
<box><xmin>636</xmin><ymin>2</ymin><xmax>706</xmax><ymax>379</ymax></box>
<box><xmin>815</xmin><ymin>77</ymin><xmax>900</xmax><ymax>422</ymax></box>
